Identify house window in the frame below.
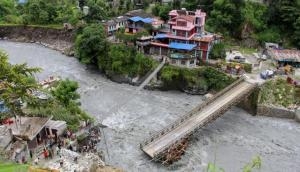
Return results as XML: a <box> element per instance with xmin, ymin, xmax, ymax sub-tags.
<box><xmin>181</xmin><ymin>60</ymin><xmax>186</xmax><ymax>65</ymax></box>
<box><xmin>190</xmin><ymin>60</ymin><xmax>194</xmax><ymax>64</ymax></box>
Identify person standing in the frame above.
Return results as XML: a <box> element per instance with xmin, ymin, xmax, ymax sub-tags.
<box><xmin>59</xmin><ymin>156</ymin><xmax>64</xmax><ymax>167</ymax></box>
<box><xmin>43</xmin><ymin>149</ymin><xmax>48</xmax><ymax>159</ymax></box>
<box><xmin>34</xmin><ymin>157</ymin><xmax>39</xmax><ymax>165</ymax></box>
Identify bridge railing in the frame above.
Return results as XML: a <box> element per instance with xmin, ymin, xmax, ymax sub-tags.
<box><xmin>140</xmin><ymin>77</ymin><xmax>245</xmax><ymax>148</ymax></box>
<box><xmin>151</xmin><ymin>83</ymin><xmax>256</xmax><ymax>157</ymax></box>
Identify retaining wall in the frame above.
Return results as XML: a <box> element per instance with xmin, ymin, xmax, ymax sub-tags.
<box><xmin>256</xmin><ymin>104</ymin><xmax>296</xmax><ymax>119</ymax></box>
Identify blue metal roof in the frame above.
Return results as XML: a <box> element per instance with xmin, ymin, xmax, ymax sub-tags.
<box><xmin>143</xmin><ymin>18</ymin><xmax>153</xmax><ymax>23</ymax></box>
<box><xmin>154</xmin><ymin>34</ymin><xmax>168</xmax><ymax>39</ymax></box>
<box><xmin>169</xmin><ymin>42</ymin><xmax>197</xmax><ymax>51</ymax></box>
<box><xmin>129</xmin><ymin>16</ymin><xmax>153</xmax><ymax>23</ymax></box>
<box><xmin>129</xmin><ymin>16</ymin><xmax>143</xmax><ymax>22</ymax></box>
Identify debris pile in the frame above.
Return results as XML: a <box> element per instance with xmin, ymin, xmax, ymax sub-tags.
<box><xmin>161</xmin><ymin>138</ymin><xmax>189</xmax><ymax>165</ymax></box>
<box><xmin>45</xmin><ymin>148</ymin><xmax>105</xmax><ymax>172</ymax></box>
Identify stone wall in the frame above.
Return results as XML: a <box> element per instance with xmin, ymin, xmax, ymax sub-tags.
<box><xmin>238</xmin><ymin>88</ymin><xmax>259</xmax><ymax>115</ymax></box>
<box><xmin>294</xmin><ymin>108</ymin><xmax>300</xmax><ymax>122</ymax></box>
<box><xmin>256</xmin><ymin>104</ymin><xmax>296</xmax><ymax>119</ymax></box>
<box><xmin>0</xmin><ymin>25</ymin><xmax>75</xmax><ymax>55</ymax></box>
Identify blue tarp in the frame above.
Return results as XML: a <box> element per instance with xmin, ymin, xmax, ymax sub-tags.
<box><xmin>168</xmin><ymin>42</ymin><xmax>197</xmax><ymax>51</ymax></box>
<box><xmin>129</xmin><ymin>16</ymin><xmax>153</xmax><ymax>23</ymax></box>
<box><xmin>154</xmin><ymin>34</ymin><xmax>168</xmax><ymax>39</ymax></box>
<box><xmin>0</xmin><ymin>101</ymin><xmax>8</xmax><ymax>113</ymax></box>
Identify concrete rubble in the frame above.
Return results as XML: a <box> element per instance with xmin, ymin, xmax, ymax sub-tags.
<box><xmin>44</xmin><ymin>148</ymin><xmax>105</xmax><ymax>172</ymax></box>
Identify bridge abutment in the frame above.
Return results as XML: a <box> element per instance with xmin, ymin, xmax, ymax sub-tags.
<box><xmin>238</xmin><ymin>87</ymin><xmax>260</xmax><ymax>116</ymax></box>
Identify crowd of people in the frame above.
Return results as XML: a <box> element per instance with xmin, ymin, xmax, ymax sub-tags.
<box><xmin>32</xmin><ymin>126</ymin><xmax>101</xmax><ymax>168</ymax></box>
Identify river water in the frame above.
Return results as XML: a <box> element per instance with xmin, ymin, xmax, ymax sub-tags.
<box><xmin>1</xmin><ymin>41</ymin><xmax>300</xmax><ymax>172</ymax></box>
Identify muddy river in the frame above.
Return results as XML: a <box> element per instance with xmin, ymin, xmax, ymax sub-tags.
<box><xmin>1</xmin><ymin>41</ymin><xmax>299</xmax><ymax>172</ymax></box>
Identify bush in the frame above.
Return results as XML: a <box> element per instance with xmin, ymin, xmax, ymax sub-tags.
<box><xmin>255</xmin><ymin>28</ymin><xmax>281</xmax><ymax>44</ymax></box>
<box><xmin>106</xmin><ymin>44</ymin><xmax>157</xmax><ymax>77</ymax></box>
<box><xmin>210</xmin><ymin>42</ymin><xmax>226</xmax><ymax>59</ymax></box>
<box><xmin>259</xmin><ymin>78</ymin><xmax>297</xmax><ymax>108</ymax></box>
<box><xmin>202</xmin><ymin>67</ymin><xmax>236</xmax><ymax>91</ymax></box>
<box><xmin>159</xmin><ymin>66</ymin><xmax>235</xmax><ymax>92</ymax></box>
<box><xmin>3</xmin><ymin>15</ymin><xmax>23</xmax><ymax>24</ymax></box>
<box><xmin>243</xmin><ymin>63</ymin><xmax>252</xmax><ymax>73</ymax></box>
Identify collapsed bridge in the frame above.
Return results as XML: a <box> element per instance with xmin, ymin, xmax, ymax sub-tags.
<box><xmin>140</xmin><ymin>77</ymin><xmax>257</xmax><ymax>160</ymax></box>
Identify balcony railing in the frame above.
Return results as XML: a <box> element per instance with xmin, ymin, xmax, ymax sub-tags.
<box><xmin>170</xmin><ymin>53</ymin><xmax>196</xmax><ymax>59</ymax></box>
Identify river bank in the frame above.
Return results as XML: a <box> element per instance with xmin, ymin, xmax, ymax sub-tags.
<box><xmin>1</xmin><ymin>41</ymin><xmax>300</xmax><ymax>172</ymax></box>
<box><xmin>0</xmin><ymin>25</ymin><xmax>74</xmax><ymax>55</ymax></box>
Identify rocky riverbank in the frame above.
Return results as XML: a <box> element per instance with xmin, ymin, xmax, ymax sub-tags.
<box><xmin>0</xmin><ymin>25</ymin><xmax>75</xmax><ymax>56</ymax></box>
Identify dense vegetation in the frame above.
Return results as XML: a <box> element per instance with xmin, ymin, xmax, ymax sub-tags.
<box><xmin>159</xmin><ymin>65</ymin><xmax>235</xmax><ymax>92</ymax></box>
<box><xmin>0</xmin><ymin>50</ymin><xmax>40</xmax><ymax>120</ymax></box>
<box><xmin>25</xmin><ymin>79</ymin><xmax>92</xmax><ymax>131</ymax></box>
<box><xmin>259</xmin><ymin>78</ymin><xmax>300</xmax><ymax>108</ymax></box>
<box><xmin>75</xmin><ymin>24</ymin><xmax>109</xmax><ymax>65</ymax></box>
<box><xmin>209</xmin><ymin>42</ymin><xmax>226</xmax><ymax>59</ymax></box>
<box><xmin>0</xmin><ymin>50</ymin><xmax>91</xmax><ymax>131</ymax></box>
<box><xmin>107</xmin><ymin>44</ymin><xmax>157</xmax><ymax>77</ymax></box>
<box><xmin>0</xmin><ymin>0</ymin><xmax>134</xmax><ymax>25</ymax></box>
<box><xmin>1</xmin><ymin>0</ymin><xmax>299</xmax><ymax>48</ymax></box>
<box><xmin>155</xmin><ymin>0</ymin><xmax>300</xmax><ymax>49</ymax></box>
<box><xmin>0</xmin><ymin>0</ymin><xmax>82</xmax><ymax>25</ymax></box>
<box><xmin>75</xmin><ymin>24</ymin><xmax>157</xmax><ymax>78</ymax></box>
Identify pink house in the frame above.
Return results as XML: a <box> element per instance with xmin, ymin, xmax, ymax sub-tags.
<box><xmin>150</xmin><ymin>9</ymin><xmax>220</xmax><ymax>67</ymax></box>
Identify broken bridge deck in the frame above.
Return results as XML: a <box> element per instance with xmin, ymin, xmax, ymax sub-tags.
<box><xmin>141</xmin><ymin>78</ymin><xmax>256</xmax><ymax>158</ymax></box>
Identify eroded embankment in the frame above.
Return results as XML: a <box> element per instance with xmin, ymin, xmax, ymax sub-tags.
<box><xmin>0</xmin><ymin>25</ymin><xmax>74</xmax><ymax>55</ymax></box>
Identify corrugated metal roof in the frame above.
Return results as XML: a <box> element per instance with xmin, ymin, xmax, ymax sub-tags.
<box><xmin>169</xmin><ymin>42</ymin><xmax>196</xmax><ymax>51</ymax></box>
<box><xmin>143</xmin><ymin>18</ymin><xmax>153</xmax><ymax>23</ymax></box>
<box><xmin>269</xmin><ymin>49</ymin><xmax>300</xmax><ymax>62</ymax></box>
<box><xmin>129</xmin><ymin>16</ymin><xmax>153</xmax><ymax>23</ymax></box>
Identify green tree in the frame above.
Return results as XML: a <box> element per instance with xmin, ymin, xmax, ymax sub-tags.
<box><xmin>207</xmin><ymin>0</ymin><xmax>245</xmax><ymax>37</ymax></box>
<box><xmin>203</xmin><ymin>67</ymin><xmax>235</xmax><ymax>91</ymax></box>
<box><xmin>75</xmin><ymin>24</ymin><xmax>109</xmax><ymax>66</ymax></box>
<box><xmin>159</xmin><ymin>5</ymin><xmax>172</xmax><ymax>21</ymax></box>
<box><xmin>85</xmin><ymin>0</ymin><xmax>108</xmax><ymax>22</ymax></box>
<box><xmin>0</xmin><ymin>0</ymin><xmax>15</xmax><ymax>20</ymax></box>
<box><xmin>51</xmin><ymin>79</ymin><xmax>80</xmax><ymax>106</ymax></box>
<box><xmin>242</xmin><ymin>1</ymin><xmax>267</xmax><ymax>32</ymax></box>
<box><xmin>0</xmin><ymin>50</ymin><xmax>40</xmax><ymax>120</ymax></box>
<box><xmin>102</xmin><ymin>44</ymin><xmax>156</xmax><ymax>77</ymax></box>
<box><xmin>151</xmin><ymin>4</ymin><xmax>172</xmax><ymax>21</ymax></box>
<box><xmin>266</xmin><ymin>0</ymin><xmax>300</xmax><ymax>48</ymax></box>
<box><xmin>210</xmin><ymin>42</ymin><xmax>226</xmax><ymax>59</ymax></box>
